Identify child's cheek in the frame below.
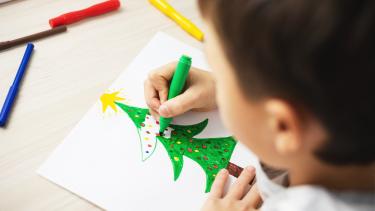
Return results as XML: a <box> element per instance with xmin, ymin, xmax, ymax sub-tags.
<box><xmin>216</xmin><ymin>74</ymin><xmax>243</xmax><ymax>136</ymax></box>
<box><xmin>216</xmin><ymin>73</ymin><xmax>263</xmax><ymax>153</ymax></box>
<box><xmin>216</xmin><ymin>81</ymin><xmax>232</xmax><ymax>130</ymax></box>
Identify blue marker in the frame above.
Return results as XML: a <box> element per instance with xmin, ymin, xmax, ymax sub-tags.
<box><xmin>0</xmin><ymin>43</ymin><xmax>34</xmax><ymax>127</ymax></box>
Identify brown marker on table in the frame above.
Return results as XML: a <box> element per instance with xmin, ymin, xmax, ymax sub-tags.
<box><xmin>0</xmin><ymin>26</ymin><xmax>67</xmax><ymax>52</ymax></box>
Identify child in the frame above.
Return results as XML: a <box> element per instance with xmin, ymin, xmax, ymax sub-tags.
<box><xmin>144</xmin><ymin>0</ymin><xmax>375</xmax><ymax>210</ymax></box>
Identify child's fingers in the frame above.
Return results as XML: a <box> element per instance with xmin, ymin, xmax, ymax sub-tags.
<box><xmin>158</xmin><ymin>87</ymin><xmax>169</xmax><ymax>104</ymax></box>
<box><xmin>159</xmin><ymin>89</ymin><xmax>198</xmax><ymax>117</ymax></box>
<box><xmin>227</xmin><ymin>166</ymin><xmax>255</xmax><ymax>200</ymax></box>
<box><xmin>149</xmin><ymin>62</ymin><xmax>177</xmax><ymax>93</ymax></box>
<box><xmin>149</xmin><ymin>77</ymin><xmax>169</xmax><ymax>103</ymax></box>
<box><xmin>243</xmin><ymin>184</ymin><xmax>262</xmax><ymax>209</ymax></box>
<box><xmin>144</xmin><ymin>80</ymin><xmax>160</xmax><ymax>111</ymax></box>
<box><xmin>147</xmin><ymin>62</ymin><xmax>177</xmax><ymax>104</ymax></box>
<box><xmin>151</xmin><ymin>62</ymin><xmax>177</xmax><ymax>81</ymax></box>
<box><xmin>209</xmin><ymin>169</ymin><xmax>229</xmax><ymax>199</ymax></box>
<box><xmin>149</xmin><ymin>109</ymin><xmax>160</xmax><ymax>120</ymax></box>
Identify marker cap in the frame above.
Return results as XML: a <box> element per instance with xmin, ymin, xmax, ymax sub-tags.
<box><xmin>180</xmin><ymin>55</ymin><xmax>192</xmax><ymax>66</ymax></box>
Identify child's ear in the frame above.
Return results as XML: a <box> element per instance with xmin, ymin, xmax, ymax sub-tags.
<box><xmin>265</xmin><ymin>99</ymin><xmax>303</xmax><ymax>155</ymax></box>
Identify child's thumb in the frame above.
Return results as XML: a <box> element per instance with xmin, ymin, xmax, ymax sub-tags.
<box><xmin>158</xmin><ymin>92</ymin><xmax>196</xmax><ymax>117</ymax></box>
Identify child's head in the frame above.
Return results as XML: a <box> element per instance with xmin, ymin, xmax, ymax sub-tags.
<box><xmin>198</xmin><ymin>0</ymin><xmax>374</xmax><ymax>169</ymax></box>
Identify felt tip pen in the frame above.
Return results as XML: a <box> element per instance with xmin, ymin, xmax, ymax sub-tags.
<box><xmin>149</xmin><ymin>0</ymin><xmax>204</xmax><ymax>41</ymax></box>
<box><xmin>0</xmin><ymin>43</ymin><xmax>34</xmax><ymax>127</ymax></box>
<box><xmin>49</xmin><ymin>0</ymin><xmax>121</xmax><ymax>28</ymax></box>
<box><xmin>159</xmin><ymin>55</ymin><xmax>192</xmax><ymax>133</ymax></box>
<box><xmin>0</xmin><ymin>26</ymin><xmax>67</xmax><ymax>52</ymax></box>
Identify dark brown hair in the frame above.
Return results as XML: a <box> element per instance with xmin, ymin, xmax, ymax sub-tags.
<box><xmin>198</xmin><ymin>0</ymin><xmax>375</xmax><ymax>165</ymax></box>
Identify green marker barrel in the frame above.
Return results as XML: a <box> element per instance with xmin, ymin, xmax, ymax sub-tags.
<box><xmin>159</xmin><ymin>55</ymin><xmax>192</xmax><ymax>132</ymax></box>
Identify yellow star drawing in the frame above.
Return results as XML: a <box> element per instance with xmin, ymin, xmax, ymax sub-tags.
<box><xmin>100</xmin><ymin>91</ymin><xmax>125</xmax><ymax>113</ymax></box>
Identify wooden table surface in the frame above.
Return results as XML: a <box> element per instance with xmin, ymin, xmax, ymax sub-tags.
<box><xmin>0</xmin><ymin>0</ymin><xmax>203</xmax><ymax>210</ymax></box>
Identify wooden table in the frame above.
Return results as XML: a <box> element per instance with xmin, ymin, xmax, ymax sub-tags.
<box><xmin>0</xmin><ymin>0</ymin><xmax>203</xmax><ymax>210</ymax></box>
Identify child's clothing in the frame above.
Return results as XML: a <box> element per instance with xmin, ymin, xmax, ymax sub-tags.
<box><xmin>253</xmin><ymin>158</ymin><xmax>374</xmax><ymax>211</ymax></box>
<box><xmin>261</xmin><ymin>185</ymin><xmax>374</xmax><ymax>211</ymax></box>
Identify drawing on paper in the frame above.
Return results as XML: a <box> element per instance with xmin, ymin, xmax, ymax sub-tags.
<box><xmin>100</xmin><ymin>91</ymin><xmax>237</xmax><ymax>192</ymax></box>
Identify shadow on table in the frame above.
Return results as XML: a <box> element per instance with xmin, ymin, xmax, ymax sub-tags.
<box><xmin>0</xmin><ymin>0</ymin><xmax>27</xmax><ymax>7</ymax></box>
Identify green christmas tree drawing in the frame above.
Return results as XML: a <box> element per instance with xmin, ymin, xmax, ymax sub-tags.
<box><xmin>100</xmin><ymin>91</ymin><xmax>238</xmax><ymax>192</ymax></box>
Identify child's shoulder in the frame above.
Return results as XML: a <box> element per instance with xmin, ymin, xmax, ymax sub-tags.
<box><xmin>262</xmin><ymin>185</ymin><xmax>374</xmax><ymax>211</ymax></box>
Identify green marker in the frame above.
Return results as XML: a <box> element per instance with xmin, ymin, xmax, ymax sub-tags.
<box><xmin>159</xmin><ymin>55</ymin><xmax>192</xmax><ymax>133</ymax></box>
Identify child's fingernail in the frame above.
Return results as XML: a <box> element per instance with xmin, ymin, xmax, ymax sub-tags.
<box><xmin>219</xmin><ymin>168</ymin><xmax>228</xmax><ymax>175</ymax></box>
<box><xmin>152</xmin><ymin>103</ymin><xmax>160</xmax><ymax>110</ymax></box>
<box><xmin>159</xmin><ymin>104</ymin><xmax>170</xmax><ymax>117</ymax></box>
<box><xmin>245</xmin><ymin>166</ymin><xmax>255</xmax><ymax>172</ymax></box>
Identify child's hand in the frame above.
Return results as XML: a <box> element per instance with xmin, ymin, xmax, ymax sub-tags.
<box><xmin>201</xmin><ymin>167</ymin><xmax>261</xmax><ymax>211</ymax></box>
<box><xmin>144</xmin><ymin>62</ymin><xmax>217</xmax><ymax>119</ymax></box>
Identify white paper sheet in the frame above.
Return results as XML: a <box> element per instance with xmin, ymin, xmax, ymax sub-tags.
<box><xmin>38</xmin><ymin>32</ymin><xmax>258</xmax><ymax>211</ymax></box>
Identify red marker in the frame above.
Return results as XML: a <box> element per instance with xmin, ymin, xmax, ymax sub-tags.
<box><xmin>49</xmin><ymin>0</ymin><xmax>121</xmax><ymax>28</ymax></box>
